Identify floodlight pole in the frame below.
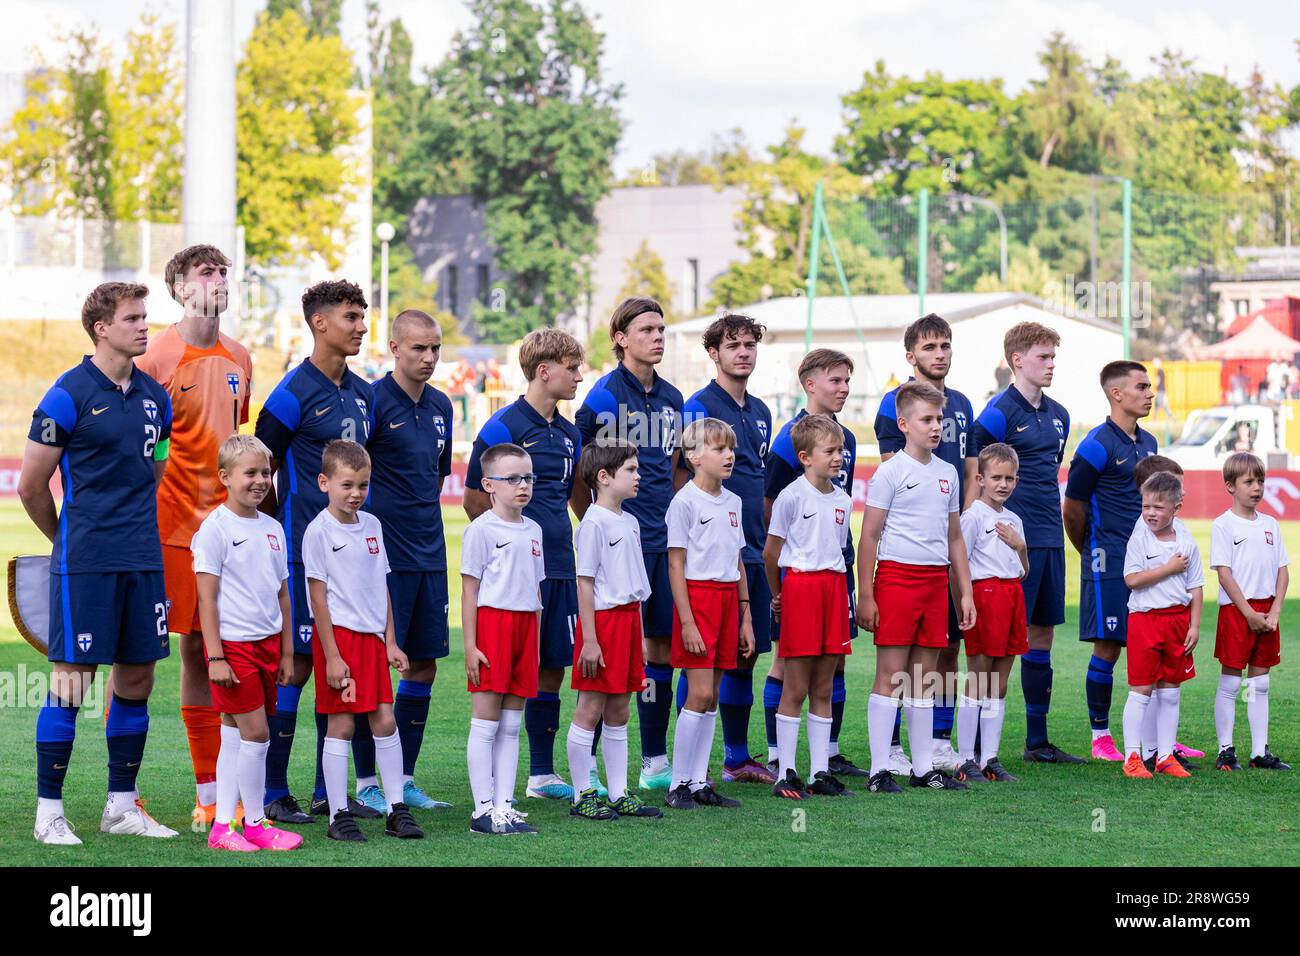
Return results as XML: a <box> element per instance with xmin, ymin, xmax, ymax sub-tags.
<box><xmin>805</xmin><ymin>181</ymin><xmax>823</xmax><ymax>352</ymax></box>
<box><xmin>1121</xmin><ymin>178</ymin><xmax>1132</xmax><ymax>359</ymax></box>
<box><xmin>917</xmin><ymin>188</ymin><xmax>929</xmax><ymax>318</ymax></box>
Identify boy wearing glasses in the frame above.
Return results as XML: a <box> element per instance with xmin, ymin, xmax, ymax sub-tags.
<box><xmin>461</xmin><ymin>443</ymin><xmax>547</xmax><ymax>834</ymax></box>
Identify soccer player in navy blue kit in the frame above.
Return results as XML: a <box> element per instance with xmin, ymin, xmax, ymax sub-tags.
<box><xmin>764</xmin><ymin>348</ymin><xmax>867</xmax><ymax>778</ymax></box>
<box><xmin>255</xmin><ymin>280</ymin><xmax>377</xmax><ymax>823</ymax></box>
<box><xmin>573</xmin><ymin>297</ymin><xmax>684</xmax><ymax>791</ymax></box>
<box><xmin>24</xmin><ymin>282</ymin><xmax>178</xmax><ymax>844</ymax></box>
<box><xmin>873</xmin><ymin>314</ymin><xmax>975</xmax><ymax>773</ymax></box>
<box><xmin>466</xmin><ymin>328</ymin><xmax>585</xmax><ymax>800</ymax></box>
<box><xmin>353</xmin><ymin>309</ymin><xmax>456</xmax><ymax>811</ymax></box>
<box><xmin>680</xmin><ymin>313</ymin><xmax>776</xmax><ymax>785</ymax></box>
<box><xmin>1063</xmin><ymin>360</ymin><xmax>1157</xmax><ymax>761</ymax></box>
<box><xmin>970</xmin><ymin>322</ymin><xmax>1083</xmax><ymax>764</ymax></box>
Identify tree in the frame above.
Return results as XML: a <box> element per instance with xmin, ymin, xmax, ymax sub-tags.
<box><xmin>1026</xmin><ymin>33</ymin><xmax>1098</xmax><ymax>170</ymax></box>
<box><xmin>433</xmin><ymin>0</ymin><xmax>624</xmax><ymax>343</ymax></box>
<box><xmin>61</xmin><ymin>30</ymin><xmax>115</xmax><ymax>220</ymax></box>
<box><xmin>236</xmin><ymin>9</ymin><xmax>363</xmax><ymax>269</ymax></box>
<box><xmin>0</xmin><ymin>65</ymin><xmax>70</xmax><ymax>216</ymax></box>
<box><xmin>836</xmin><ymin>61</ymin><xmax>1022</xmax><ymax>197</ymax></box>
<box><xmin>614</xmin><ymin>241</ymin><xmax>677</xmax><ymax>322</ymax></box>
<box><xmin>267</xmin><ymin>0</ymin><xmax>341</xmax><ymax>37</ymax></box>
<box><xmin>110</xmin><ymin>14</ymin><xmax>183</xmax><ymax>222</ymax></box>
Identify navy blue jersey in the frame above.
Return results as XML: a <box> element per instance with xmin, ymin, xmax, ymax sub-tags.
<box><xmin>468</xmin><ymin>396</ymin><xmax>581</xmax><ymax>579</ymax></box>
<box><xmin>1064</xmin><ymin>418</ymin><xmax>1158</xmax><ymax>580</ymax></box>
<box><xmin>367</xmin><ymin>373</ymin><xmax>454</xmax><ymax>572</ymax></box>
<box><xmin>874</xmin><ymin>379</ymin><xmax>975</xmax><ymax>503</ymax></box>
<box><xmin>682</xmin><ymin>381</ymin><xmax>772</xmax><ymax>565</ymax></box>
<box><xmin>30</xmin><ymin>356</ymin><xmax>172</xmax><ymax>573</ymax></box>
<box><xmin>255</xmin><ymin>358</ymin><xmax>375</xmax><ymax>564</ymax></box>
<box><xmin>575</xmin><ymin>364</ymin><xmax>683</xmax><ymax>554</ymax></box>
<box><xmin>766</xmin><ymin>409</ymin><xmax>857</xmax><ymax>565</ymax></box>
<box><xmin>972</xmin><ymin>387</ymin><xmax>1069</xmax><ymax>548</ymax></box>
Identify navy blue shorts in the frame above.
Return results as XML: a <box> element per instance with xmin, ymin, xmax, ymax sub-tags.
<box><xmin>1079</xmin><ymin>576</ymin><xmax>1131</xmax><ymax>644</ymax></box>
<box><xmin>538</xmin><ymin>578</ymin><xmax>578</xmax><ymax>670</ymax></box>
<box><xmin>1022</xmin><ymin>547</ymin><xmax>1066</xmax><ymax>628</ymax></box>
<box><xmin>388</xmin><ymin>570</ymin><xmax>450</xmax><ymax>661</ymax></box>
<box><xmin>288</xmin><ymin>563</ymin><xmax>314</xmax><ymax>655</ymax></box>
<box><xmin>48</xmin><ymin>571</ymin><xmax>170</xmax><ymax>665</ymax></box>
<box><xmin>642</xmin><ymin>551</ymin><xmax>674</xmax><ymax>640</ymax></box>
<box><xmin>745</xmin><ymin>562</ymin><xmax>772</xmax><ymax>656</ymax></box>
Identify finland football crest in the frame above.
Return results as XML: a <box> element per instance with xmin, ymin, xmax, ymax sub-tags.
<box><xmin>955</xmin><ymin>410</ymin><xmax>967</xmax><ymax>431</ymax></box>
<box><xmin>433</xmin><ymin>415</ymin><xmax>447</xmax><ymax>437</ymax></box>
<box><xmin>298</xmin><ymin>625</ymin><xmax>313</xmax><ymax>646</ymax></box>
<box><xmin>756</xmin><ymin>418</ymin><xmax>770</xmax><ymax>459</ymax></box>
<box><xmin>1052</xmin><ymin>418</ymin><xmax>1065</xmax><ymax>437</ymax></box>
<box><xmin>226</xmin><ymin>372</ymin><xmax>240</xmax><ymax>395</ymax></box>
<box><xmin>355</xmin><ymin>398</ymin><xmax>368</xmax><ymax>416</ymax></box>
<box><xmin>661</xmin><ymin>407</ymin><xmax>678</xmax><ymax>455</ymax></box>
<box><xmin>563</xmin><ymin>435</ymin><xmax>575</xmax><ymax>458</ymax></box>
<box><xmin>77</xmin><ymin>632</ymin><xmax>92</xmax><ymax>653</ymax></box>
<box><xmin>142</xmin><ymin>399</ymin><xmax>158</xmax><ymax>421</ymax></box>
<box><xmin>1105</xmin><ymin>616</ymin><xmax>1118</xmax><ymax>633</ymax></box>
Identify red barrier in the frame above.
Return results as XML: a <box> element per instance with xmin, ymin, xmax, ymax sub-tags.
<box><xmin>1</xmin><ymin>458</ymin><xmax>1292</xmax><ymax>522</ymax></box>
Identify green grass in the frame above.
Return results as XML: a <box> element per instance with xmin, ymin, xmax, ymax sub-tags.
<box><xmin>0</xmin><ymin>502</ymin><xmax>1297</xmax><ymax>866</ymax></box>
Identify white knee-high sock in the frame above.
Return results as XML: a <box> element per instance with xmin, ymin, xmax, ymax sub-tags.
<box><xmin>322</xmin><ymin>736</ymin><xmax>350</xmax><ymax>823</ymax></box>
<box><xmin>807</xmin><ymin>713</ymin><xmax>832</xmax><ymax>777</ymax></box>
<box><xmin>566</xmin><ymin>723</ymin><xmax>595</xmax><ymax>804</ymax></box>
<box><xmin>956</xmin><ymin>695</ymin><xmax>981</xmax><ymax>762</ymax></box>
<box><xmin>1141</xmin><ymin>688</ymin><xmax>1159</xmax><ymax>759</ymax></box>
<box><xmin>236</xmin><ymin>738</ymin><xmax>269</xmax><ymax>827</ymax></box>
<box><xmin>1155</xmin><ymin>687</ymin><xmax>1180</xmax><ymax>760</ymax></box>
<box><xmin>467</xmin><ymin>718</ymin><xmax>498</xmax><ymax>817</ymax></box>
<box><xmin>603</xmin><ymin>722</ymin><xmax>629</xmax><ymax>802</ymax></box>
<box><xmin>670</xmin><ymin>709</ymin><xmax>703</xmax><ymax>791</ymax></box>
<box><xmin>904</xmin><ymin>697</ymin><xmax>934</xmax><ymax>776</ymax></box>
<box><xmin>868</xmin><ymin>693</ymin><xmax>898</xmax><ymax>775</ymax></box>
<box><xmin>1215</xmin><ymin>675</ymin><xmax>1241</xmax><ymax>750</ymax></box>
<box><xmin>1122</xmin><ymin>691</ymin><xmax>1151</xmax><ymax>758</ymax></box>
<box><xmin>1245</xmin><ymin>675</ymin><xmax>1270</xmax><ymax>758</ymax></box>
<box><xmin>374</xmin><ymin>729</ymin><xmax>405</xmax><ymax>814</ymax></box>
<box><xmin>215</xmin><ymin>724</ymin><xmax>241</xmax><ymax>826</ymax></box>
<box><xmin>978</xmin><ymin>697</ymin><xmax>1004</xmax><ymax>765</ymax></box>
<box><xmin>775</xmin><ymin>712</ymin><xmax>801</xmax><ymax>780</ymax></box>
<box><xmin>691</xmin><ymin>709</ymin><xmax>717</xmax><ymax>792</ymax></box>
<box><xmin>492</xmin><ymin>709</ymin><xmax>522</xmax><ymax>811</ymax></box>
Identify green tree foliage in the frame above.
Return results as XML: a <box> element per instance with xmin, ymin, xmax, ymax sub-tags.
<box><xmin>432</xmin><ymin>0</ymin><xmax>623</xmax><ymax>343</ymax></box>
<box><xmin>267</xmin><ymin>0</ymin><xmax>342</xmax><ymax>37</ymax></box>
<box><xmin>236</xmin><ymin>9</ymin><xmax>362</xmax><ymax>269</ymax></box>
<box><xmin>836</xmin><ymin>61</ymin><xmax>1022</xmax><ymax>197</ymax></box>
<box><xmin>614</xmin><ymin>240</ymin><xmax>678</xmax><ymax>322</ymax></box>
<box><xmin>110</xmin><ymin>14</ymin><xmax>183</xmax><ymax>222</ymax></box>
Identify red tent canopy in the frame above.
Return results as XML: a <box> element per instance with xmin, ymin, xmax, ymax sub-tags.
<box><xmin>1194</xmin><ymin>314</ymin><xmax>1300</xmax><ymax>361</ymax></box>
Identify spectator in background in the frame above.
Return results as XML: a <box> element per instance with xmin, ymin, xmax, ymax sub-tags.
<box><xmin>994</xmin><ymin>357</ymin><xmax>1012</xmax><ymax>393</ymax></box>
<box><xmin>1288</xmin><ymin>360</ymin><xmax>1300</xmax><ymax>399</ymax></box>
<box><xmin>1266</xmin><ymin>359</ymin><xmax>1286</xmax><ymax>401</ymax></box>
<box><xmin>1229</xmin><ymin>365</ymin><xmax>1249</xmax><ymax>405</ymax></box>
<box><xmin>1152</xmin><ymin>358</ymin><xmax>1174</xmax><ymax>421</ymax></box>
<box><xmin>449</xmin><ymin>358</ymin><xmax>475</xmax><ymax>426</ymax></box>
<box><xmin>1232</xmin><ymin>420</ymin><xmax>1254</xmax><ymax>453</ymax></box>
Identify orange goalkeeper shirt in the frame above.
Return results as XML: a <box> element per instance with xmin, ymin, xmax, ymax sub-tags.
<box><xmin>138</xmin><ymin>324</ymin><xmax>253</xmax><ymax>548</ymax></box>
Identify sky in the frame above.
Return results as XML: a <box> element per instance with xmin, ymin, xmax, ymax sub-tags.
<box><xmin>3</xmin><ymin>0</ymin><xmax>1298</xmax><ymax>173</ymax></box>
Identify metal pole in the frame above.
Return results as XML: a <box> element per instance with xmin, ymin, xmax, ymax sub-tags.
<box><xmin>183</xmin><ymin>0</ymin><xmax>237</xmax><ymax>334</ymax></box>
<box><xmin>379</xmin><ymin>238</ymin><xmax>390</xmax><ymax>355</ymax></box>
<box><xmin>805</xmin><ymin>181</ymin><xmax>823</xmax><ymax>352</ymax></box>
<box><xmin>917</xmin><ymin>188</ymin><xmax>928</xmax><ymax>317</ymax></box>
<box><xmin>1122</xmin><ymin>178</ymin><xmax>1132</xmax><ymax>359</ymax></box>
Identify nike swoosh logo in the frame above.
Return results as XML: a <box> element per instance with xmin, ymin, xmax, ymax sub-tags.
<box><xmin>91</xmin><ymin>405</ymin><xmax>109</xmax><ymax>415</ymax></box>
<box><xmin>332</xmin><ymin>544</ymin><xmax>346</xmax><ymax>552</ymax></box>
<box><xmin>609</xmin><ymin>538</ymin><xmax>622</xmax><ymax>546</ymax></box>
<box><xmin>802</xmin><ymin>512</ymin><xmax>816</xmax><ymax>519</ymax></box>
<box><xmin>699</xmin><ymin>516</ymin><xmax>713</xmax><ymax>524</ymax></box>
<box><xmin>389</xmin><ymin>420</ymin><xmax>405</xmax><ymax>429</ymax></box>
<box><xmin>126</xmin><ymin>761</ymin><xmax>140</xmax><ymax>768</ymax></box>
<box><xmin>1016</xmin><ymin>424</ymin><xmax>1030</xmax><ymax>432</ymax></box>
<box><xmin>1234</xmin><ymin>537</ymin><xmax>1247</xmax><ymax>545</ymax></box>
<box><xmin>233</xmin><ymin>539</ymin><xmax>247</xmax><ymax>546</ymax></box>
<box><xmin>180</xmin><ymin>384</ymin><xmax>198</xmax><ymax>392</ymax></box>
<box><xmin>1145</xmin><ymin>554</ymin><xmax>1160</xmax><ymax>560</ymax></box>
<box><xmin>985</xmin><ymin>527</ymin><xmax>996</xmax><ymax>534</ymax></box>
<box><xmin>278</xmin><ymin>731</ymin><xmax>293</xmax><ymax>738</ymax></box>
<box><xmin>522</xmin><ymin>440</ymin><xmax>539</xmax><ymax>448</ymax></box>
<box><xmin>495</xmin><ymin>542</ymin><xmax>509</xmax><ymax>549</ymax></box>
<box><xmin>53</xmin><ymin>763</ymin><xmax>67</xmax><ymax>770</ymax></box>
<box><xmin>1115</xmin><ymin>458</ymin><xmax>1128</xmax><ymax>465</ymax></box>
<box><xmin>315</xmin><ymin>406</ymin><xmax>330</xmax><ymax>417</ymax></box>
<box><xmin>411</xmin><ymin>720</ymin><xmax>426</xmax><ymax>726</ymax></box>
<box><xmin>904</xmin><ymin>481</ymin><xmax>919</xmax><ymax>490</ymax></box>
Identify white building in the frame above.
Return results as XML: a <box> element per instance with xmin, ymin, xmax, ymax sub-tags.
<box><xmin>664</xmin><ymin>292</ymin><xmax>1125</xmax><ymax>428</ymax></box>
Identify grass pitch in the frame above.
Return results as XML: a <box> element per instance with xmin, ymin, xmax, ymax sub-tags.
<box><xmin>0</xmin><ymin>503</ymin><xmax>1296</xmax><ymax>866</ymax></box>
